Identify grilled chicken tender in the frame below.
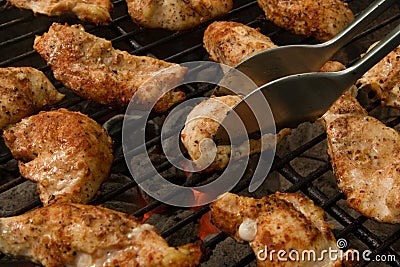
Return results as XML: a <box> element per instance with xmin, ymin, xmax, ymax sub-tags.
<box><xmin>211</xmin><ymin>192</ymin><xmax>354</xmax><ymax>266</ymax></box>
<box><xmin>257</xmin><ymin>0</ymin><xmax>354</xmax><ymax>42</ymax></box>
<box><xmin>203</xmin><ymin>21</ymin><xmax>277</xmax><ymax>67</ymax></box>
<box><xmin>3</xmin><ymin>108</ymin><xmax>113</xmax><ymax>206</ymax></box>
<box><xmin>357</xmin><ymin>43</ymin><xmax>400</xmax><ymax>108</ymax></box>
<box><xmin>126</xmin><ymin>0</ymin><xmax>233</xmax><ymax>31</ymax></box>
<box><xmin>0</xmin><ymin>203</ymin><xmax>203</xmax><ymax>267</ymax></box>
<box><xmin>181</xmin><ymin>95</ymin><xmax>289</xmax><ymax>172</ymax></box>
<box><xmin>181</xmin><ymin>95</ymin><xmax>242</xmax><ymax>172</ymax></box>
<box><xmin>0</xmin><ymin>67</ymin><xmax>64</xmax><ymax>130</ymax></box>
<box><xmin>34</xmin><ymin>23</ymin><xmax>187</xmax><ymax>112</ymax></box>
<box><xmin>322</xmin><ymin>91</ymin><xmax>400</xmax><ymax>223</ymax></box>
<box><xmin>7</xmin><ymin>0</ymin><xmax>113</xmax><ymax>25</ymax></box>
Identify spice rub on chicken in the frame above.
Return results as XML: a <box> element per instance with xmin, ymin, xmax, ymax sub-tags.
<box><xmin>0</xmin><ymin>67</ymin><xmax>64</xmax><ymax>130</ymax></box>
<box><xmin>357</xmin><ymin>43</ymin><xmax>400</xmax><ymax>108</ymax></box>
<box><xmin>0</xmin><ymin>203</ymin><xmax>203</xmax><ymax>267</ymax></box>
<box><xmin>203</xmin><ymin>21</ymin><xmax>277</xmax><ymax>67</ymax></box>
<box><xmin>181</xmin><ymin>95</ymin><xmax>290</xmax><ymax>172</ymax></box>
<box><xmin>126</xmin><ymin>0</ymin><xmax>233</xmax><ymax>31</ymax></box>
<box><xmin>203</xmin><ymin>21</ymin><xmax>347</xmax><ymax>72</ymax></box>
<box><xmin>181</xmin><ymin>95</ymin><xmax>242</xmax><ymax>172</ymax></box>
<box><xmin>3</xmin><ymin>108</ymin><xmax>113</xmax><ymax>206</ymax></box>
<box><xmin>257</xmin><ymin>0</ymin><xmax>354</xmax><ymax>42</ymax></box>
<box><xmin>210</xmin><ymin>192</ymin><xmax>356</xmax><ymax>266</ymax></box>
<box><xmin>34</xmin><ymin>23</ymin><xmax>187</xmax><ymax>112</ymax></box>
<box><xmin>322</xmin><ymin>91</ymin><xmax>400</xmax><ymax>223</ymax></box>
<box><xmin>7</xmin><ymin>0</ymin><xmax>113</xmax><ymax>25</ymax></box>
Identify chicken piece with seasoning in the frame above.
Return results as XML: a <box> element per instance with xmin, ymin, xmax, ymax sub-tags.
<box><xmin>0</xmin><ymin>203</ymin><xmax>203</xmax><ymax>267</ymax></box>
<box><xmin>7</xmin><ymin>0</ymin><xmax>113</xmax><ymax>25</ymax></box>
<box><xmin>181</xmin><ymin>95</ymin><xmax>290</xmax><ymax>172</ymax></box>
<box><xmin>3</xmin><ymin>108</ymin><xmax>113</xmax><ymax>205</ymax></box>
<box><xmin>203</xmin><ymin>21</ymin><xmax>347</xmax><ymax>71</ymax></box>
<box><xmin>34</xmin><ymin>23</ymin><xmax>187</xmax><ymax>112</ymax></box>
<box><xmin>211</xmin><ymin>192</ymin><xmax>356</xmax><ymax>266</ymax></box>
<box><xmin>181</xmin><ymin>95</ymin><xmax>242</xmax><ymax>172</ymax></box>
<box><xmin>203</xmin><ymin>21</ymin><xmax>277</xmax><ymax>67</ymax></box>
<box><xmin>322</xmin><ymin>90</ymin><xmax>400</xmax><ymax>223</ymax></box>
<box><xmin>257</xmin><ymin>0</ymin><xmax>354</xmax><ymax>42</ymax></box>
<box><xmin>126</xmin><ymin>0</ymin><xmax>233</xmax><ymax>31</ymax></box>
<box><xmin>357</xmin><ymin>43</ymin><xmax>400</xmax><ymax>108</ymax></box>
<box><xmin>0</xmin><ymin>67</ymin><xmax>64</xmax><ymax>130</ymax></box>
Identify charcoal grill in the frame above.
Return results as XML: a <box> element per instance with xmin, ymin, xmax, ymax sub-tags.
<box><xmin>1</xmin><ymin>0</ymin><xmax>400</xmax><ymax>266</ymax></box>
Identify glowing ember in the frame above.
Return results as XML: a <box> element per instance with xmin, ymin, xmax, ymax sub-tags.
<box><xmin>197</xmin><ymin>211</ymin><xmax>221</xmax><ymax>240</ymax></box>
<box><xmin>142</xmin><ymin>211</ymin><xmax>154</xmax><ymax>223</ymax></box>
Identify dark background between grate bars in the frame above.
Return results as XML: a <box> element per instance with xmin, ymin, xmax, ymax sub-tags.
<box><xmin>0</xmin><ymin>0</ymin><xmax>400</xmax><ymax>266</ymax></box>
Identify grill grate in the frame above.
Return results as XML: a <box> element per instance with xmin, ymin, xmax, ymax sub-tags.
<box><xmin>1</xmin><ymin>0</ymin><xmax>400</xmax><ymax>266</ymax></box>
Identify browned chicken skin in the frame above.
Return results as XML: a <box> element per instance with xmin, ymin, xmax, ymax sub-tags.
<box><xmin>34</xmin><ymin>23</ymin><xmax>187</xmax><ymax>112</ymax></box>
<box><xmin>257</xmin><ymin>0</ymin><xmax>354</xmax><ymax>42</ymax></box>
<box><xmin>3</xmin><ymin>108</ymin><xmax>113</xmax><ymax>205</ymax></box>
<box><xmin>357</xmin><ymin>43</ymin><xmax>400</xmax><ymax>108</ymax></box>
<box><xmin>203</xmin><ymin>21</ymin><xmax>277</xmax><ymax>67</ymax></box>
<box><xmin>127</xmin><ymin>0</ymin><xmax>233</xmax><ymax>31</ymax></box>
<box><xmin>0</xmin><ymin>203</ymin><xmax>203</xmax><ymax>267</ymax></box>
<box><xmin>211</xmin><ymin>192</ymin><xmax>355</xmax><ymax>266</ymax></box>
<box><xmin>7</xmin><ymin>0</ymin><xmax>113</xmax><ymax>24</ymax></box>
<box><xmin>0</xmin><ymin>67</ymin><xmax>64</xmax><ymax>130</ymax></box>
<box><xmin>322</xmin><ymin>91</ymin><xmax>400</xmax><ymax>223</ymax></box>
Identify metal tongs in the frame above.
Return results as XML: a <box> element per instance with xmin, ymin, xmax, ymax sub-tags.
<box><xmin>215</xmin><ymin>19</ymin><xmax>400</xmax><ymax>144</ymax></box>
<box><xmin>235</xmin><ymin>0</ymin><xmax>398</xmax><ymax>87</ymax></box>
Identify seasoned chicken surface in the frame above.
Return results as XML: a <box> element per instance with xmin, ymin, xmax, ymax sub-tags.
<box><xmin>319</xmin><ymin>60</ymin><xmax>346</xmax><ymax>72</ymax></box>
<box><xmin>211</xmin><ymin>192</ymin><xmax>355</xmax><ymax>266</ymax></box>
<box><xmin>34</xmin><ymin>23</ymin><xmax>187</xmax><ymax>112</ymax></box>
<box><xmin>0</xmin><ymin>67</ymin><xmax>64</xmax><ymax>130</ymax></box>
<box><xmin>357</xmin><ymin>44</ymin><xmax>400</xmax><ymax>108</ymax></box>
<box><xmin>7</xmin><ymin>0</ymin><xmax>112</xmax><ymax>24</ymax></box>
<box><xmin>126</xmin><ymin>0</ymin><xmax>232</xmax><ymax>31</ymax></box>
<box><xmin>3</xmin><ymin>108</ymin><xmax>113</xmax><ymax>205</ymax></box>
<box><xmin>181</xmin><ymin>95</ymin><xmax>242</xmax><ymax>171</ymax></box>
<box><xmin>203</xmin><ymin>21</ymin><xmax>347</xmax><ymax>72</ymax></box>
<box><xmin>203</xmin><ymin>21</ymin><xmax>277</xmax><ymax>67</ymax></box>
<box><xmin>257</xmin><ymin>0</ymin><xmax>354</xmax><ymax>42</ymax></box>
<box><xmin>322</xmin><ymin>91</ymin><xmax>400</xmax><ymax>223</ymax></box>
<box><xmin>0</xmin><ymin>203</ymin><xmax>203</xmax><ymax>267</ymax></box>
<box><xmin>181</xmin><ymin>95</ymin><xmax>290</xmax><ymax>172</ymax></box>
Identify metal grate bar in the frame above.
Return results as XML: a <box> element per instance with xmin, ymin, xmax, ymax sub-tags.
<box><xmin>0</xmin><ymin>177</ymin><xmax>25</xmax><ymax>195</ymax></box>
<box><xmin>232</xmin><ymin>159</ymin><xmax>400</xmax><ymax>266</ymax></box>
<box><xmin>279</xmin><ymin>165</ymin><xmax>400</xmax><ymax>266</ymax></box>
<box><xmin>0</xmin><ymin>198</ymin><xmax>41</xmax><ymax>217</ymax></box>
<box><xmin>160</xmin><ymin>205</ymin><xmax>210</xmax><ymax>238</ymax></box>
<box><xmin>0</xmin><ymin>15</ymin><xmax>32</xmax><ymax>30</ymax></box>
<box><xmin>126</xmin><ymin>1</ymin><xmax>259</xmax><ymax>55</ymax></box>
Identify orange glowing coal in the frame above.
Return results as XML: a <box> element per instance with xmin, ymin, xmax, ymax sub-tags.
<box><xmin>189</xmin><ymin>189</ymin><xmax>221</xmax><ymax>239</ymax></box>
<box><xmin>197</xmin><ymin>211</ymin><xmax>221</xmax><ymax>240</ymax></box>
<box><xmin>142</xmin><ymin>211</ymin><xmax>154</xmax><ymax>223</ymax></box>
